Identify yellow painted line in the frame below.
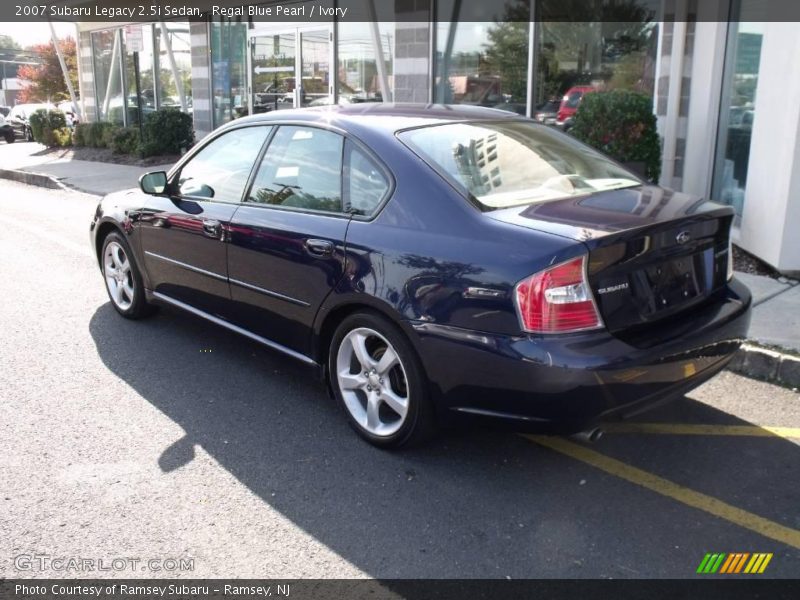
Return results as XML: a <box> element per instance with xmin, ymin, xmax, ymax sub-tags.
<box><xmin>601</xmin><ymin>422</ymin><xmax>800</xmax><ymax>440</ymax></box>
<box><xmin>525</xmin><ymin>435</ymin><xmax>800</xmax><ymax>550</ymax></box>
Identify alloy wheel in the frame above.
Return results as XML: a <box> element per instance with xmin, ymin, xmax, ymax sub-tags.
<box><xmin>103</xmin><ymin>241</ymin><xmax>135</xmax><ymax>311</ymax></box>
<box><xmin>335</xmin><ymin>327</ymin><xmax>410</xmax><ymax>437</ymax></box>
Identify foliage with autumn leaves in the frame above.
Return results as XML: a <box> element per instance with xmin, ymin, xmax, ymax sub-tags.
<box><xmin>17</xmin><ymin>37</ymin><xmax>78</xmax><ymax>104</ymax></box>
<box><xmin>570</xmin><ymin>90</ymin><xmax>662</xmax><ymax>183</ymax></box>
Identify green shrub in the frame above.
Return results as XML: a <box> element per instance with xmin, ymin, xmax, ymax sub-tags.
<box><xmin>73</xmin><ymin>123</ymin><xmax>89</xmax><ymax>146</ymax></box>
<box><xmin>28</xmin><ymin>109</ymin><xmax>47</xmax><ymax>142</ymax></box>
<box><xmin>109</xmin><ymin>126</ymin><xmax>141</xmax><ymax>155</ymax></box>
<box><xmin>29</xmin><ymin>109</ymin><xmax>70</xmax><ymax>147</ymax></box>
<box><xmin>52</xmin><ymin>127</ymin><xmax>73</xmax><ymax>147</ymax></box>
<box><xmin>139</xmin><ymin>109</ymin><xmax>193</xmax><ymax>157</ymax></box>
<box><xmin>570</xmin><ymin>90</ymin><xmax>661</xmax><ymax>183</ymax></box>
<box><xmin>86</xmin><ymin>122</ymin><xmax>114</xmax><ymax>148</ymax></box>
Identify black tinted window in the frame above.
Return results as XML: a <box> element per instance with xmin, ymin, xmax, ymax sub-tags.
<box><xmin>247</xmin><ymin>126</ymin><xmax>343</xmax><ymax>213</ymax></box>
<box><xmin>345</xmin><ymin>141</ymin><xmax>389</xmax><ymax>216</ymax></box>
<box><xmin>177</xmin><ymin>126</ymin><xmax>271</xmax><ymax>202</ymax></box>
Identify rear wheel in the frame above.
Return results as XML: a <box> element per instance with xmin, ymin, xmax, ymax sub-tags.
<box><xmin>4</xmin><ymin>131</ymin><xmax>15</xmax><ymax>143</ymax></box>
<box><xmin>329</xmin><ymin>312</ymin><xmax>436</xmax><ymax>448</ymax></box>
<box><xmin>101</xmin><ymin>231</ymin><xmax>156</xmax><ymax>319</ymax></box>
<box><xmin>25</xmin><ymin>127</ymin><xmax>33</xmax><ymax>142</ymax></box>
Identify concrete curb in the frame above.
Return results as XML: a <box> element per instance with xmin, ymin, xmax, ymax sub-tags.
<box><xmin>728</xmin><ymin>344</ymin><xmax>800</xmax><ymax>389</ymax></box>
<box><xmin>0</xmin><ymin>168</ymin><xmax>66</xmax><ymax>191</ymax></box>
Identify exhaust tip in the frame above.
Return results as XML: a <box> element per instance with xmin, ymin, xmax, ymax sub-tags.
<box><xmin>570</xmin><ymin>427</ymin><xmax>604</xmax><ymax>444</ymax></box>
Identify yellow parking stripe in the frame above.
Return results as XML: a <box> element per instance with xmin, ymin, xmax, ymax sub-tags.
<box><xmin>526</xmin><ymin>435</ymin><xmax>800</xmax><ymax>550</ymax></box>
<box><xmin>601</xmin><ymin>423</ymin><xmax>800</xmax><ymax>440</ymax></box>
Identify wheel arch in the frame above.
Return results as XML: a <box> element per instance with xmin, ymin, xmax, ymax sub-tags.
<box><xmin>312</xmin><ymin>296</ymin><xmax>425</xmax><ymax>378</ymax></box>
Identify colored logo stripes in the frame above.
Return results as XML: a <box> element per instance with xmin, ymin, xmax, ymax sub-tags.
<box><xmin>696</xmin><ymin>552</ymin><xmax>773</xmax><ymax>574</ymax></box>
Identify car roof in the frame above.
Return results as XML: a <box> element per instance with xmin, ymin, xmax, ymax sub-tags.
<box><xmin>228</xmin><ymin>103</ymin><xmax>525</xmax><ymax>137</ymax></box>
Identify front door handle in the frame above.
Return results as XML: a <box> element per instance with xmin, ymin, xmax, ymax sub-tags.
<box><xmin>202</xmin><ymin>219</ymin><xmax>222</xmax><ymax>238</ymax></box>
<box><xmin>305</xmin><ymin>238</ymin><xmax>334</xmax><ymax>257</ymax></box>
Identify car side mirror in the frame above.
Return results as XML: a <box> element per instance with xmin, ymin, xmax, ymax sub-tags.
<box><xmin>140</xmin><ymin>171</ymin><xmax>168</xmax><ymax>195</ymax></box>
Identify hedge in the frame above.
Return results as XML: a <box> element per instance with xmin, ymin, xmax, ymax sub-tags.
<box><xmin>29</xmin><ymin>109</ymin><xmax>71</xmax><ymax>148</ymax></box>
<box><xmin>71</xmin><ymin>109</ymin><xmax>194</xmax><ymax>157</ymax></box>
<box><xmin>570</xmin><ymin>90</ymin><xmax>661</xmax><ymax>183</ymax></box>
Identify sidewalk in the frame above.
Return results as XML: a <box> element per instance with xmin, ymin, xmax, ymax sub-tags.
<box><xmin>0</xmin><ymin>138</ymin><xmax>797</xmax><ymax>387</ymax></box>
<box><xmin>0</xmin><ymin>140</ymin><xmax>171</xmax><ymax>196</ymax></box>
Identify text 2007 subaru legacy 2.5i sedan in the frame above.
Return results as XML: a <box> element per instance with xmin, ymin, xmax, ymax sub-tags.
<box><xmin>90</xmin><ymin>104</ymin><xmax>751</xmax><ymax>448</ymax></box>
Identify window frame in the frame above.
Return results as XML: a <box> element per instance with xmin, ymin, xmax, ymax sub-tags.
<box><xmin>168</xmin><ymin>124</ymin><xmax>274</xmax><ymax>205</ymax></box>
<box><xmin>239</xmin><ymin>121</ymin><xmax>395</xmax><ymax>221</ymax></box>
<box><xmin>343</xmin><ymin>139</ymin><xmax>392</xmax><ymax>217</ymax></box>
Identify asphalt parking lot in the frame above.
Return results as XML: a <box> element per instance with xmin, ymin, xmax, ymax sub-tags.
<box><xmin>1</xmin><ymin>181</ymin><xmax>799</xmax><ymax>579</ymax></box>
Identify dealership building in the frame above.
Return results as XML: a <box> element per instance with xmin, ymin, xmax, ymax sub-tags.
<box><xmin>70</xmin><ymin>0</ymin><xmax>800</xmax><ymax>274</ymax></box>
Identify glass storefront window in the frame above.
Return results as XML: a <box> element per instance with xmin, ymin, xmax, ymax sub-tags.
<box><xmin>435</xmin><ymin>0</ymin><xmax>530</xmax><ymax>114</ymax></box>
<box><xmin>155</xmin><ymin>22</ymin><xmax>192</xmax><ymax>112</ymax></box>
<box><xmin>123</xmin><ymin>25</ymin><xmax>155</xmax><ymax>125</ymax></box>
<box><xmin>92</xmin><ymin>29</ymin><xmax>124</xmax><ymax>124</ymax></box>
<box><xmin>210</xmin><ymin>20</ymin><xmax>248</xmax><ymax>126</ymax></box>
<box><xmin>712</xmin><ymin>20</ymin><xmax>763</xmax><ymax>220</ymax></box>
<box><xmin>338</xmin><ymin>11</ymin><xmax>394</xmax><ymax>103</ymax></box>
<box><xmin>534</xmin><ymin>13</ymin><xmax>659</xmax><ymax>124</ymax></box>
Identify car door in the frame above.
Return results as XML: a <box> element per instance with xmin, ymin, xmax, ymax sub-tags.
<box><xmin>226</xmin><ymin>125</ymin><xmax>351</xmax><ymax>356</ymax></box>
<box><xmin>138</xmin><ymin>125</ymin><xmax>272</xmax><ymax>318</ymax></box>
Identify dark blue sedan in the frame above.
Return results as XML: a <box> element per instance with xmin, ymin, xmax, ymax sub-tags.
<box><xmin>90</xmin><ymin>104</ymin><xmax>751</xmax><ymax>448</ymax></box>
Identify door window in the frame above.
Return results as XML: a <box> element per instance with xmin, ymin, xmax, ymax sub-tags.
<box><xmin>176</xmin><ymin>126</ymin><xmax>271</xmax><ymax>202</ymax></box>
<box><xmin>247</xmin><ymin>126</ymin><xmax>344</xmax><ymax>213</ymax></box>
<box><xmin>344</xmin><ymin>141</ymin><xmax>389</xmax><ymax>215</ymax></box>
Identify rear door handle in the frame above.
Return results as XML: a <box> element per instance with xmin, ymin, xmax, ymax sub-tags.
<box><xmin>305</xmin><ymin>238</ymin><xmax>334</xmax><ymax>257</ymax></box>
<box><xmin>203</xmin><ymin>219</ymin><xmax>222</xmax><ymax>238</ymax></box>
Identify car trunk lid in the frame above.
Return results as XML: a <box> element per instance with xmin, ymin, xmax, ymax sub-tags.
<box><xmin>487</xmin><ymin>186</ymin><xmax>734</xmax><ymax>336</ymax></box>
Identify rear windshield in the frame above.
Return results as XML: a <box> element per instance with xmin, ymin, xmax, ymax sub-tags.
<box><xmin>398</xmin><ymin>121</ymin><xmax>641</xmax><ymax>211</ymax></box>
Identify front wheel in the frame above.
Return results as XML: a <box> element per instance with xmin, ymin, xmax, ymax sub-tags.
<box><xmin>5</xmin><ymin>131</ymin><xmax>15</xmax><ymax>143</ymax></box>
<box><xmin>25</xmin><ymin>127</ymin><xmax>33</xmax><ymax>142</ymax></box>
<box><xmin>329</xmin><ymin>312</ymin><xmax>436</xmax><ymax>449</ymax></box>
<box><xmin>101</xmin><ymin>232</ymin><xmax>156</xmax><ymax>319</ymax></box>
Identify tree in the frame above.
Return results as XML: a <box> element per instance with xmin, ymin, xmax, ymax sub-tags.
<box><xmin>17</xmin><ymin>37</ymin><xmax>78</xmax><ymax>103</ymax></box>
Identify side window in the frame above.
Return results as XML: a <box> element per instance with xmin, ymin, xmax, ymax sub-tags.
<box><xmin>247</xmin><ymin>126</ymin><xmax>343</xmax><ymax>213</ymax></box>
<box><xmin>345</xmin><ymin>141</ymin><xmax>389</xmax><ymax>216</ymax></box>
<box><xmin>177</xmin><ymin>126</ymin><xmax>271</xmax><ymax>202</ymax></box>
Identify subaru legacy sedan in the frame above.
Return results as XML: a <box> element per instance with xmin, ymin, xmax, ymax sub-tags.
<box><xmin>90</xmin><ymin>104</ymin><xmax>751</xmax><ymax>448</ymax></box>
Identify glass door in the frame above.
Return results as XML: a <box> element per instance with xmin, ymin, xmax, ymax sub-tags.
<box><xmin>250</xmin><ymin>31</ymin><xmax>297</xmax><ymax>113</ymax></box>
<box><xmin>249</xmin><ymin>27</ymin><xmax>332</xmax><ymax>113</ymax></box>
<box><xmin>299</xmin><ymin>29</ymin><xmax>331</xmax><ymax>107</ymax></box>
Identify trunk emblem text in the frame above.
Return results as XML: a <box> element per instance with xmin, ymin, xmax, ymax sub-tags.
<box><xmin>598</xmin><ymin>283</ymin><xmax>629</xmax><ymax>295</ymax></box>
<box><xmin>676</xmin><ymin>230</ymin><xmax>692</xmax><ymax>244</ymax></box>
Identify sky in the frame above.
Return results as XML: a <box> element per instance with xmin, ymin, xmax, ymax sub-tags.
<box><xmin>0</xmin><ymin>22</ymin><xmax>76</xmax><ymax>48</ymax></box>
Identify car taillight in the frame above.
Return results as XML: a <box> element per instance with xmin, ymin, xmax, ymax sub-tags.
<box><xmin>514</xmin><ymin>255</ymin><xmax>603</xmax><ymax>334</ymax></box>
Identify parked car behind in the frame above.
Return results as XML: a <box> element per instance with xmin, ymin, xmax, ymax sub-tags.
<box><xmin>556</xmin><ymin>86</ymin><xmax>595</xmax><ymax>130</ymax></box>
<box><xmin>0</xmin><ymin>113</ymin><xmax>15</xmax><ymax>143</ymax></box>
<box><xmin>7</xmin><ymin>103</ymin><xmax>52</xmax><ymax>141</ymax></box>
<box><xmin>90</xmin><ymin>104</ymin><xmax>751</xmax><ymax>449</ymax></box>
<box><xmin>534</xmin><ymin>99</ymin><xmax>561</xmax><ymax>125</ymax></box>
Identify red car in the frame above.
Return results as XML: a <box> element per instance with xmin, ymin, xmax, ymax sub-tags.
<box><xmin>556</xmin><ymin>86</ymin><xmax>595</xmax><ymax>130</ymax></box>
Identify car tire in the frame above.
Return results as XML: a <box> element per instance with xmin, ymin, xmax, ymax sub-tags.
<box><xmin>25</xmin><ymin>127</ymin><xmax>33</xmax><ymax>142</ymax></box>
<box><xmin>329</xmin><ymin>311</ymin><xmax>436</xmax><ymax>449</ymax></box>
<box><xmin>101</xmin><ymin>231</ymin><xmax>157</xmax><ymax>320</ymax></box>
<box><xmin>5</xmin><ymin>132</ymin><xmax>15</xmax><ymax>144</ymax></box>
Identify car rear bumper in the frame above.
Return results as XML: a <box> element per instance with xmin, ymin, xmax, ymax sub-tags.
<box><xmin>410</xmin><ymin>278</ymin><xmax>751</xmax><ymax>433</ymax></box>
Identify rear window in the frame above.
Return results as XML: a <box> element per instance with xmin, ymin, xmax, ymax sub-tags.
<box><xmin>398</xmin><ymin>121</ymin><xmax>641</xmax><ymax>211</ymax></box>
